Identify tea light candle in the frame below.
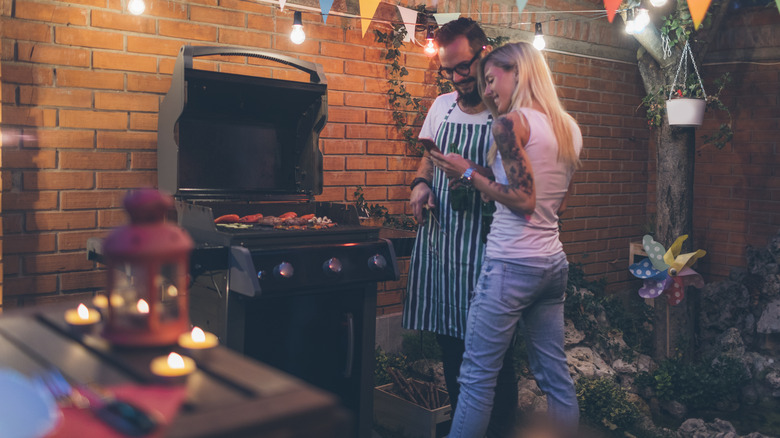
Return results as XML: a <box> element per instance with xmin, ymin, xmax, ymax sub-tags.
<box><xmin>64</xmin><ymin>303</ymin><xmax>101</xmax><ymax>333</ymax></box>
<box><xmin>150</xmin><ymin>352</ymin><xmax>196</xmax><ymax>383</ymax></box>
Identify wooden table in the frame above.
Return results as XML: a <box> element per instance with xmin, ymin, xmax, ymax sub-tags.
<box><xmin>0</xmin><ymin>306</ymin><xmax>350</xmax><ymax>438</ymax></box>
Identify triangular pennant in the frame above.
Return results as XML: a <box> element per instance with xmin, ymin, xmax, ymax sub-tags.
<box><xmin>777</xmin><ymin>0</ymin><xmax>780</xmax><ymax>14</ymax></box>
<box><xmin>433</xmin><ymin>13</ymin><xmax>460</xmax><ymax>26</ymax></box>
<box><xmin>604</xmin><ymin>0</ymin><xmax>621</xmax><ymax>23</ymax></box>
<box><xmin>279</xmin><ymin>0</ymin><xmax>286</xmax><ymax>10</ymax></box>
<box><xmin>687</xmin><ymin>0</ymin><xmax>712</xmax><ymax>30</ymax></box>
<box><xmin>319</xmin><ymin>0</ymin><xmax>334</xmax><ymax>23</ymax></box>
<box><xmin>359</xmin><ymin>0</ymin><xmax>382</xmax><ymax>37</ymax></box>
<box><xmin>397</xmin><ymin>5</ymin><xmax>419</xmax><ymax>43</ymax></box>
<box><xmin>515</xmin><ymin>0</ymin><xmax>528</xmax><ymax>17</ymax></box>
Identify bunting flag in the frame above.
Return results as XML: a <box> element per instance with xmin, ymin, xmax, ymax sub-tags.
<box><xmin>359</xmin><ymin>0</ymin><xmax>382</xmax><ymax>36</ymax></box>
<box><xmin>397</xmin><ymin>5</ymin><xmax>419</xmax><ymax>43</ymax></box>
<box><xmin>320</xmin><ymin>0</ymin><xmax>334</xmax><ymax>23</ymax></box>
<box><xmin>777</xmin><ymin>0</ymin><xmax>780</xmax><ymax>14</ymax></box>
<box><xmin>515</xmin><ymin>0</ymin><xmax>528</xmax><ymax>17</ymax></box>
<box><xmin>604</xmin><ymin>0</ymin><xmax>621</xmax><ymax>23</ymax></box>
<box><xmin>433</xmin><ymin>13</ymin><xmax>460</xmax><ymax>26</ymax></box>
<box><xmin>279</xmin><ymin>0</ymin><xmax>286</xmax><ymax>11</ymax></box>
<box><xmin>687</xmin><ymin>0</ymin><xmax>712</xmax><ymax>29</ymax></box>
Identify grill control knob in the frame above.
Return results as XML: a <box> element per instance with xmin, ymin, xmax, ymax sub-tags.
<box><xmin>323</xmin><ymin>258</ymin><xmax>343</xmax><ymax>276</ymax></box>
<box><xmin>257</xmin><ymin>270</ymin><xmax>267</xmax><ymax>281</ymax></box>
<box><xmin>368</xmin><ymin>254</ymin><xmax>387</xmax><ymax>272</ymax></box>
<box><xmin>274</xmin><ymin>262</ymin><xmax>294</xmax><ymax>279</ymax></box>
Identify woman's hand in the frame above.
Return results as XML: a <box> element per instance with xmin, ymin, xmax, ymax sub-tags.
<box><xmin>429</xmin><ymin>151</ymin><xmax>473</xmax><ymax>180</ymax></box>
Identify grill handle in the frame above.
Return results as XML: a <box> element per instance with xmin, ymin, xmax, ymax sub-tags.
<box><xmin>181</xmin><ymin>45</ymin><xmax>327</xmax><ymax>85</ymax></box>
<box><xmin>343</xmin><ymin>312</ymin><xmax>354</xmax><ymax>378</ymax></box>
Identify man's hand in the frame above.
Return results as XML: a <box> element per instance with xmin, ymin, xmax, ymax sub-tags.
<box><xmin>410</xmin><ymin>183</ymin><xmax>436</xmax><ymax>223</ymax></box>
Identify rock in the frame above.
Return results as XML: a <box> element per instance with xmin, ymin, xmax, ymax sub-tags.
<box><xmin>563</xmin><ymin>319</ymin><xmax>585</xmax><ymax>346</ymax></box>
<box><xmin>565</xmin><ymin>346</ymin><xmax>615</xmax><ymax>379</ymax></box>
<box><xmin>636</xmin><ymin>354</ymin><xmax>655</xmax><ymax>373</ymax></box>
<box><xmin>612</xmin><ymin>358</ymin><xmax>636</xmax><ymax>374</ymax></box>
<box><xmin>516</xmin><ymin>378</ymin><xmax>546</xmax><ymax>413</ymax></box>
<box><xmin>660</xmin><ymin>400</ymin><xmax>687</xmax><ymax>419</ymax></box>
<box><xmin>717</xmin><ymin>327</ymin><xmax>746</xmax><ymax>358</ymax></box>
<box><xmin>757</xmin><ymin>299</ymin><xmax>780</xmax><ymax>334</ymax></box>
<box><xmin>677</xmin><ymin>417</ymin><xmax>738</xmax><ymax>438</ymax></box>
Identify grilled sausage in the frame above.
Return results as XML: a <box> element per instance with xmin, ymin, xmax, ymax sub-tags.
<box><xmin>214</xmin><ymin>214</ymin><xmax>240</xmax><ymax>224</ymax></box>
<box><xmin>238</xmin><ymin>213</ymin><xmax>264</xmax><ymax>223</ymax></box>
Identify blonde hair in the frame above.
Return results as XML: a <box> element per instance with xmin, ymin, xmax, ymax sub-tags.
<box><xmin>478</xmin><ymin>42</ymin><xmax>580</xmax><ymax>168</ymax></box>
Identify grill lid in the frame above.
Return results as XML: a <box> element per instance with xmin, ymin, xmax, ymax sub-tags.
<box><xmin>158</xmin><ymin>45</ymin><xmax>327</xmax><ymax>201</ymax></box>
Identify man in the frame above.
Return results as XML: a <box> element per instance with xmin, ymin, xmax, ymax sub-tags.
<box><xmin>403</xmin><ymin>17</ymin><xmax>518</xmax><ymax>438</ymax></box>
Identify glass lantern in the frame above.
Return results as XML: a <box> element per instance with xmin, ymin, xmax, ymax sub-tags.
<box><xmin>102</xmin><ymin>189</ymin><xmax>193</xmax><ymax>346</ymax></box>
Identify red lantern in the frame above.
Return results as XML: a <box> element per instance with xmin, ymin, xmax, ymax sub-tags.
<box><xmin>102</xmin><ymin>189</ymin><xmax>193</xmax><ymax>346</ymax></box>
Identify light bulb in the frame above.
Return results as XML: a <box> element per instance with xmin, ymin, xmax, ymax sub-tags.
<box><xmin>650</xmin><ymin>0</ymin><xmax>667</xmax><ymax>7</ymax></box>
<box><xmin>127</xmin><ymin>0</ymin><xmax>145</xmax><ymax>15</ymax></box>
<box><xmin>634</xmin><ymin>8</ymin><xmax>650</xmax><ymax>32</ymax></box>
<box><xmin>290</xmin><ymin>11</ymin><xmax>305</xmax><ymax>45</ymax></box>
<box><xmin>532</xmin><ymin>22</ymin><xmax>545</xmax><ymax>51</ymax></box>
<box><xmin>625</xmin><ymin>8</ymin><xmax>637</xmax><ymax>34</ymax></box>
<box><xmin>423</xmin><ymin>27</ymin><xmax>436</xmax><ymax>56</ymax></box>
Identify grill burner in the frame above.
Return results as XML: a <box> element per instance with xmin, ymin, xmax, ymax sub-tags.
<box><xmin>158</xmin><ymin>46</ymin><xmax>399</xmax><ymax>438</ymax></box>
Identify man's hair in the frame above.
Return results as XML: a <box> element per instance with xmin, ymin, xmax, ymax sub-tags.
<box><xmin>434</xmin><ymin>17</ymin><xmax>488</xmax><ymax>55</ymax></box>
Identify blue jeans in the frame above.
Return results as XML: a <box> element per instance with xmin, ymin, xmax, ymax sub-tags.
<box><xmin>448</xmin><ymin>254</ymin><xmax>579</xmax><ymax>438</ymax></box>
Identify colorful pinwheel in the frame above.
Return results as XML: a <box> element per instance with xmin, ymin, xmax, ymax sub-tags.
<box><xmin>629</xmin><ymin>235</ymin><xmax>706</xmax><ymax>306</ymax></box>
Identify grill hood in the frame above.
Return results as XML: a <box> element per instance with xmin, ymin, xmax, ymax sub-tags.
<box><xmin>158</xmin><ymin>45</ymin><xmax>327</xmax><ymax>201</ymax></box>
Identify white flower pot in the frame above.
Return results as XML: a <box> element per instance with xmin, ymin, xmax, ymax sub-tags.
<box><xmin>665</xmin><ymin>98</ymin><xmax>705</xmax><ymax>127</ymax></box>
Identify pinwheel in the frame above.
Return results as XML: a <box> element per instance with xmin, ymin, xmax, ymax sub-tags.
<box><xmin>629</xmin><ymin>235</ymin><xmax>706</xmax><ymax>306</ymax></box>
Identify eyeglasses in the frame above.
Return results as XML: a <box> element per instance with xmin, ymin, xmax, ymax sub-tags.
<box><xmin>438</xmin><ymin>47</ymin><xmax>483</xmax><ymax>79</ymax></box>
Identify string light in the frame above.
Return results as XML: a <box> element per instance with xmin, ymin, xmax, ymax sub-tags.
<box><xmin>650</xmin><ymin>0</ymin><xmax>668</xmax><ymax>7</ymax></box>
<box><xmin>625</xmin><ymin>8</ymin><xmax>638</xmax><ymax>34</ymax></box>
<box><xmin>290</xmin><ymin>11</ymin><xmax>305</xmax><ymax>44</ymax></box>
<box><xmin>532</xmin><ymin>22</ymin><xmax>545</xmax><ymax>51</ymax></box>
<box><xmin>634</xmin><ymin>8</ymin><xmax>650</xmax><ymax>32</ymax></box>
<box><xmin>127</xmin><ymin>0</ymin><xmax>145</xmax><ymax>15</ymax></box>
<box><xmin>423</xmin><ymin>27</ymin><xmax>436</xmax><ymax>56</ymax></box>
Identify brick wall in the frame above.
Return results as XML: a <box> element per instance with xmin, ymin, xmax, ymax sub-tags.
<box><xmin>0</xmin><ymin>0</ymin><xmax>776</xmax><ymax>314</ymax></box>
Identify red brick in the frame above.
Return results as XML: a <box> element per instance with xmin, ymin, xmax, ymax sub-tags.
<box><xmin>142</xmin><ymin>0</ymin><xmax>188</xmax><ymax>20</ymax></box>
<box><xmin>127</xmin><ymin>36</ymin><xmax>184</xmax><ymax>57</ymax></box>
<box><xmin>18</xmin><ymin>85</ymin><xmax>92</xmax><ymax>108</ymax></box>
<box><xmin>366</xmin><ymin>171</ymin><xmax>405</xmax><ymax>185</ymax></box>
<box><xmin>60</xmin><ymin>151</ymin><xmax>127</xmax><ymax>170</ymax></box>
<box><xmin>95</xmin><ymin>92</ymin><xmax>159</xmax><ymax>112</ymax></box>
<box><xmin>323</xmin><ymin>171</ymin><xmax>365</xmax><ymax>186</ymax></box>
<box><xmin>159</xmin><ymin>19</ymin><xmax>217</xmax><ymax>42</ymax></box>
<box><xmin>130</xmin><ymin>152</ymin><xmax>157</xmax><ymax>169</ymax></box>
<box><xmin>129</xmin><ymin>113</ymin><xmax>158</xmax><ymax>131</ymax></box>
<box><xmin>98</xmin><ymin>209</ymin><xmax>128</xmax><ymax>228</ymax></box>
<box><xmin>62</xmin><ymin>269</ymin><xmax>108</xmax><ymax>291</ymax></box>
<box><xmin>323</xmin><ymin>156</ymin><xmax>345</xmax><ymax>171</ymax></box>
<box><xmin>3</xmin><ymin>233</ymin><xmax>56</xmax><ymax>254</ymax></box>
<box><xmin>218</xmin><ymin>29</ymin><xmax>272</xmax><ymax>50</ymax></box>
<box><xmin>2</xmin><ymin>20</ymin><xmax>51</xmax><ymax>42</ymax></box>
<box><xmin>2</xmin><ymin>107</ymin><xmax>57</xmax><ymax>127</ymax></box>
<box><xmin>322</xmin><ymin>139</ymin><xmax>365</xmax><ymax>154</ymax></box>
<box><xmin>96</xmin><ymin>171</ymin><xmax>157</xmax><ymax>189</ymax></box>
<box><xmin>22</xmin><ymin>129</ymin><xmax>94</xmax><ymax>148</ymax></box>
<box><xmin>58</xmin><ymin>230</ymin><xmax>110</xmax><ymax>251</ymax></box>
<box><xmin>26</xmin><ymin>211</ymin><xmax>96</xmax><ymax>231</ymax></box>
<box><xmin>2</xmin><ymin>149</ymin><xmax>57</xmax><ymax>169</ymax></box>
<box><xmin>93</xmin><ymin>52</ymin><xmax>157</xmax><ymax>73</ymax></box>
<box><xmin>4</xmin><ymin>275</ymin><xmax>58</xmax><ymax>296</ymax></box>
<box><xmin>14</xmin><ymin>1</ymin><xmax>89</xmax><ymax>25</ymax></box>
<box><xmin>60</xmin><ymin>110</ymin><xmax>127</xmax><ymax>130</ymax></box>
<box><xmin>3</xmin><ymin>191</ymin><xmax>58</xmax><ymax>211</ymax></box>
<box><xmin>190</xmin><ymin>5</ymin><xmax>245</xmax><ymax>27</ymax></box>
<box><xmin>346</xmin><ymin>125</ymin><xmax>386</xmax><ymax>139</ymax></box>
<box><xmin>24</xmin><ymin>252</ymin><xmax>94</xmax><ymax>274</ymax></box>
<box><xmin>55</xmin><ymin>27</ymin><xmax>123</xmax><ymax>50</ymax></box>
<box><xmin>57</xmin><ymin>69</ymin><xmax>124</xmax><ymax>90</ymax></box>
<box><xmin>23</xmin><ymin>171</ymin><xmax>94</xmax><ymax>190</ymax></box>
<box><xmin>3</xmin><ymin>214</ymin><xmax>25</xmax><ymax>234</ymax></box>
<box><xmin>329</xmin><ymin>108</ymin><xmax>366</xmax><ymax>124</ymax></box>
<box><xmin>62</xmin><ymin>190</ymin><xmax>125</xmax><ymax>209</ymax></box>
<box><xmin>2</xmin><ymin>64</ymin><xmax>54</xmax><ymax>85</ymax></box>
<box><xmin>91</xmin><ymin>10</ymin><xmax>156</xmax><ymax>34</ymax></box>
<box><xmin>97</xmin><ymin>131</ymin><xmax>156</xmax><ymax>149</ymax></box>
<box><xmin>346</xmin><ymin>156</ymin><xmax>386</xmax><ymax>170</ymax></box>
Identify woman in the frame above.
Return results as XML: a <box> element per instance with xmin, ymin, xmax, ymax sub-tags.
<box><xmin>430</xmin><ymin>42</ymin><xmax>583</xmax><ymax>438</ymax></box>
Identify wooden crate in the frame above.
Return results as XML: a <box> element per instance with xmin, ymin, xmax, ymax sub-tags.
<box><xmin>374</xmin><ymin>382</ymin><xmax>452</xmax><ymax>438</ymax></box>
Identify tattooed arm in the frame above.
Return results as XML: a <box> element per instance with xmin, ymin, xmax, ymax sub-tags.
<box><xmin>470</xmin><ymin>112</ymin><xmax>536</xmax><ymax>216</ymax></box>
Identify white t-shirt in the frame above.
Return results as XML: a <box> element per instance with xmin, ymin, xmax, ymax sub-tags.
<box><xmin>419</xmin><ymin>92</ymin><xmax>492</xmax><ymax>144</ymax></box>
<box><xmin>486</xmin><ymin>108</ymin><xmax>582</xmax><ymax>260</ymax></box>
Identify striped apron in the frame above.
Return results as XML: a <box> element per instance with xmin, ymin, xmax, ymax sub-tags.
<box><xmin>403</xmin><ymin>102</ymin><xmax>493</xmax><ymax>339</ymax></box>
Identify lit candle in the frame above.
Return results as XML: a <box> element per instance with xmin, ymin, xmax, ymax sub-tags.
<box><xmin>64</xmin><ymin>303</ymin><xmax>101</xmax><ymax>333</ymax></box>
<box><xmin>92</xmin><ymin>294</ymin><xmax>125</xmax><ymax>310</ymax></box>
<box><xmin>178</xmin><ymin>327</ymin><xmax>218</xmax><ymax>359</ymax></box>
<box><xmin>150</xmin><ymin>352</ymin><xmax>196</xmax><ymax>383</ymax></box>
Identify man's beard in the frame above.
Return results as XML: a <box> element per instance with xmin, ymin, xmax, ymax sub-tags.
<box><xmin>455</xmin><ymin>78</ymin><xmax>482</xmax><ymax>107</ymax></box>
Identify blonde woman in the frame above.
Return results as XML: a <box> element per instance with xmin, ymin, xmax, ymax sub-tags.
<box><xmin>429</xmin><ymin>42</ymin><xmax>582</xmax><ymax>437</ymax></box>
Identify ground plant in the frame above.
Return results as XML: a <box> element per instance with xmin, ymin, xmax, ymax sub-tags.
<box><xmin>576</xmin><ymin>376</ymin><xmax>642</xmax><ymax>432</ymax></box>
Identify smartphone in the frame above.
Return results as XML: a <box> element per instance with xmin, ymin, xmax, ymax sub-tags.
<box><xmin>419</xmin><ymin>138</ymin><xmax>440</xmax><ymax>154</ymax></box>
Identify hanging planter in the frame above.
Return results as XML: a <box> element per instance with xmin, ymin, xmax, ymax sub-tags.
<box><xmin>665</xmin><ymin>40</ymin><xmax>706</xmax><ymax>127</ymax></box>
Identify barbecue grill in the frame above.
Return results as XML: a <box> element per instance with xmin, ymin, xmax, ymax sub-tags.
<box><xmin>158</xmin><ymin>45</ymin><xmax>399</xmax><ymax>438</ymax></box>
